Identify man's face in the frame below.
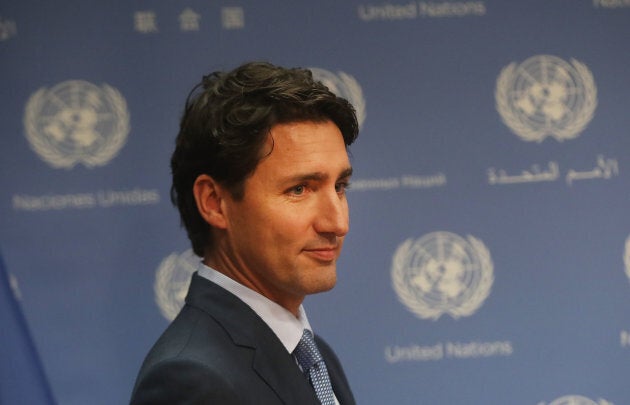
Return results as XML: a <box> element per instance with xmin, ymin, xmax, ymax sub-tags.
<box><xmin>215</xmin><ymin>120</ymin><xmax>352</xmax><ymax>313</ymax></box>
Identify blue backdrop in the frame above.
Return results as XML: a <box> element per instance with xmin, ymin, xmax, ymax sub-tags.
<box><xmin>1</xmin><ymin>1</ymin><xmax>629</xmax><ymax>404</ymax></box>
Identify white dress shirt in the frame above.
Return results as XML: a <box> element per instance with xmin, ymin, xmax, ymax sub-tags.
<box><xmin>197</xmin><ymin>263</ymin><xmax>311</xmax><ymax>354</ymax></box>
<box><xmin>197</xmin><ymin>263</ymin><xmax>340</xmax><ymax>404</ymax></box>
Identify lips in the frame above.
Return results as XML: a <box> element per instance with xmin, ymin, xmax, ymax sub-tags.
<box><xmin>303</xmin><ymin>247</ymin><xmax>338</xmax><ymax>262</ymax></box>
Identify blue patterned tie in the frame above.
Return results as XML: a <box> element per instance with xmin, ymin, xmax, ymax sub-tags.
<box><xmin>293</xmin><ymin>329</ymin><xmax>336</xmax><ymax>405</ymax></box>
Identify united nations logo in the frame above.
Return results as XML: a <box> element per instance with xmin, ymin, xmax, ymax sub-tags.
<box><xmin>496</xmin><ymin>55</ymin><xmax>597</xmax><ymax>142</ymax></box>
<box><xmin>624</xmin><ymin>235</ymin><xmax>630</xmax><ymax>284</ymax></box>
<box><xmin>154</xmin><ymin>249</ymin><xmax>199</xmax><ymax>321</ymax></box>
<box><xmin>391</xmin><ymin>232</ymin><xmax>493</xmax><ymax>320</ymax></box>
<box><xmin>539</xmin><ymin>395</ymin><xmax>613</xmax><ymax>405</ymax></box>
<box><xmin>309</xmin><ymin>67</ymin><xmax>366</xmax><ymax>128</ymax></box>
<box><xmin>24</xmin><ymin>80</ymin><xmax>130</xmax><ymax>168</ymax></box>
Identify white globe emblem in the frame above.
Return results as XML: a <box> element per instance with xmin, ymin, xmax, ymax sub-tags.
<box><xmin>391</xmin><ymin>232</ymin><xmax>494</xmax><ymax>320</ymax></box>
<box><xmin>496</xmin><ymin>55</ymin><xmax>597</xmax><ymax>142</ymax></box>
<box><xmin>24</xmin><ymin>80</ymin><xmax>129</xmax><ymax>168</ymax></box>
<box><xmin>154</xmin><ymin>250</ymin><xmax>199</xmax><ymax>321</ymax></box>
<box><xmin>309</xmin><ymin>67</ymin><xmax>366</xmax><ymax>128</ymax></box>
<box><xmin>541</xmin><ymin>395</ymin><xmax>613</xmax><ymax>405</ymax></box>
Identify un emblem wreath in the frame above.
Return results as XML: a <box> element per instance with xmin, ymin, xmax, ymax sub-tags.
<box><xmin>495</xmin><ymin>55</ymin><xmax>597</xmax><ymax>142</ymax></box>
<box><xmin>391</xmin><ymin>232</ymin><xmax>494</xmax><ymax>320</ymax></box>
<box><xmin>24</xmin><ymin>80</ymin><xmax>129</xmax><ymax>169</ymax></box>
<box><xmin>309</xmin><ymin>67</ymin><xmax>366</xmax><ymax>129</ymax></box>
<box><xmin>154</xmin><ymin>250</ymin><xmax>198</xmax><ymax>321</ymax></box>
<box><xmin>542</xmin><ymin>395</ymin><xmax>613</xmax><ymax>405</ymax></box>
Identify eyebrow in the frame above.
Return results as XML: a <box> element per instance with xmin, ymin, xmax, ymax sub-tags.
<box><xmin>339</xmin><ymin>167</ymin><xmax>354</xmax><ymax>180</ymax></box>
<box><xmin>285</xmin><ymin>166</ymin><xmax>353</xmax><ymax>184</ymax></box>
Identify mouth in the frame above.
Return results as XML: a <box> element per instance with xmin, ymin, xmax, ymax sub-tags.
<box><xmin>303</xmin><ymin>247</ymin><xmax>339</xmax><ymax>262</ymax></box>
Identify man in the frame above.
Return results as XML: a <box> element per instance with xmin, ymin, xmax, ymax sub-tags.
<box><xmin>130</xmin><ymin>62</ymin><xmax>359</xmax><ymax>404</ymax></box>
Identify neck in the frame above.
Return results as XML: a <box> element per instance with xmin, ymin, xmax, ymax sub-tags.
<box><xmin>202</xmin><ymin>255</ymin><xmax>303</xmax><ymax>317</ymax></box>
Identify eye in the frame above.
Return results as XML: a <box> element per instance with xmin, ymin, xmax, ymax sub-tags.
<box><xmin>290</xmin><ymin>185</ymin><xmax>306</xmax><ymax>195</ymax></box>
<box><xmin>335</xmin><ymin>181</ymin><xmax>350</xmax><ymax>194</ymax></box>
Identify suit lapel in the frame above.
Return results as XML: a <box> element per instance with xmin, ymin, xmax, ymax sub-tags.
<box><xmin>185</xmin><ymin>273</ymin><xmax>320</xmax><ymax>404</ymax></box>
<box><xmin>249</xmin><ymin>333</ymin><xmax>320</xmax><ymax>404</ymax></box>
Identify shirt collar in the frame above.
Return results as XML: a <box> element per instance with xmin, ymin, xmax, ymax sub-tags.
<box><xmin>197</xmin><ymin>263</ymin><xmax>311</xmax><ymax>353</ymax></box>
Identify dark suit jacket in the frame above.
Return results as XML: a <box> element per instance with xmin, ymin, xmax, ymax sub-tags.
<box><xmin>130</xmin><ymin>273</ymin><xmax>355</xmax><ymax>404</ymax></box>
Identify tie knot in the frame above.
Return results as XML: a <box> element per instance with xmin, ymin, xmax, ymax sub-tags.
<box><xmin>294</xmin><ymin>329</ymin><xmax>323</xmax><ymax>373</ymax></box>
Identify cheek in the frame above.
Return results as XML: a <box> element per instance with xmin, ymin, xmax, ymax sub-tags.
<box><xmin>271</xmin><ymin>216</ymin><xmax>315</xmax><ymax>255</ymax></box>
<box><xmin>253</xmin><ymin>206</ymin><xmax>300</xmax><ymax>236</ymax></box>
<box><xmin>271</xmin><ymin>215</ymin><xmax>308</xmax><ymax>242</ymax></box>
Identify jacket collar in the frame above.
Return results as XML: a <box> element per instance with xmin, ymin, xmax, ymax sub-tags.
<box><xmin>185</xmin><ymin>273</ymin><xmax>321</xmax><ymax>404</ymax></box>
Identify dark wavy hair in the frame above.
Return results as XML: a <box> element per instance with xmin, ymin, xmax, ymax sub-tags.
<box><xmin>170</xmin><ymin>62</ymin><xmax>359</xmax><ymax>257</ymax></box>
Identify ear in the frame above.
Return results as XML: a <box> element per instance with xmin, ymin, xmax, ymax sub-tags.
<box><xmin>193</xmin><ymin>174</ymin><xmax>228</xmax><ymax>229</ymax></box>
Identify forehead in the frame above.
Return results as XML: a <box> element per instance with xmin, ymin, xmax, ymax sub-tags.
<box><xmin>253</xmin><ymin>120</ymin><xmax>350</xmax><ymax>179</ymax></box>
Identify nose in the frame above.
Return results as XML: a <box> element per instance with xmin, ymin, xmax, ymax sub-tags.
<box><xmin>314</xmin><ymin>189</ymin><xmax>349</xmax><ymax>237</ymax></box>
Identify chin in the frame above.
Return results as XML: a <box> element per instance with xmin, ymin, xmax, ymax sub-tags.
<box><xmin>309</xmin><ymin>268</ymin><xmax>337</xmax><ymax>293</ymax></box>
